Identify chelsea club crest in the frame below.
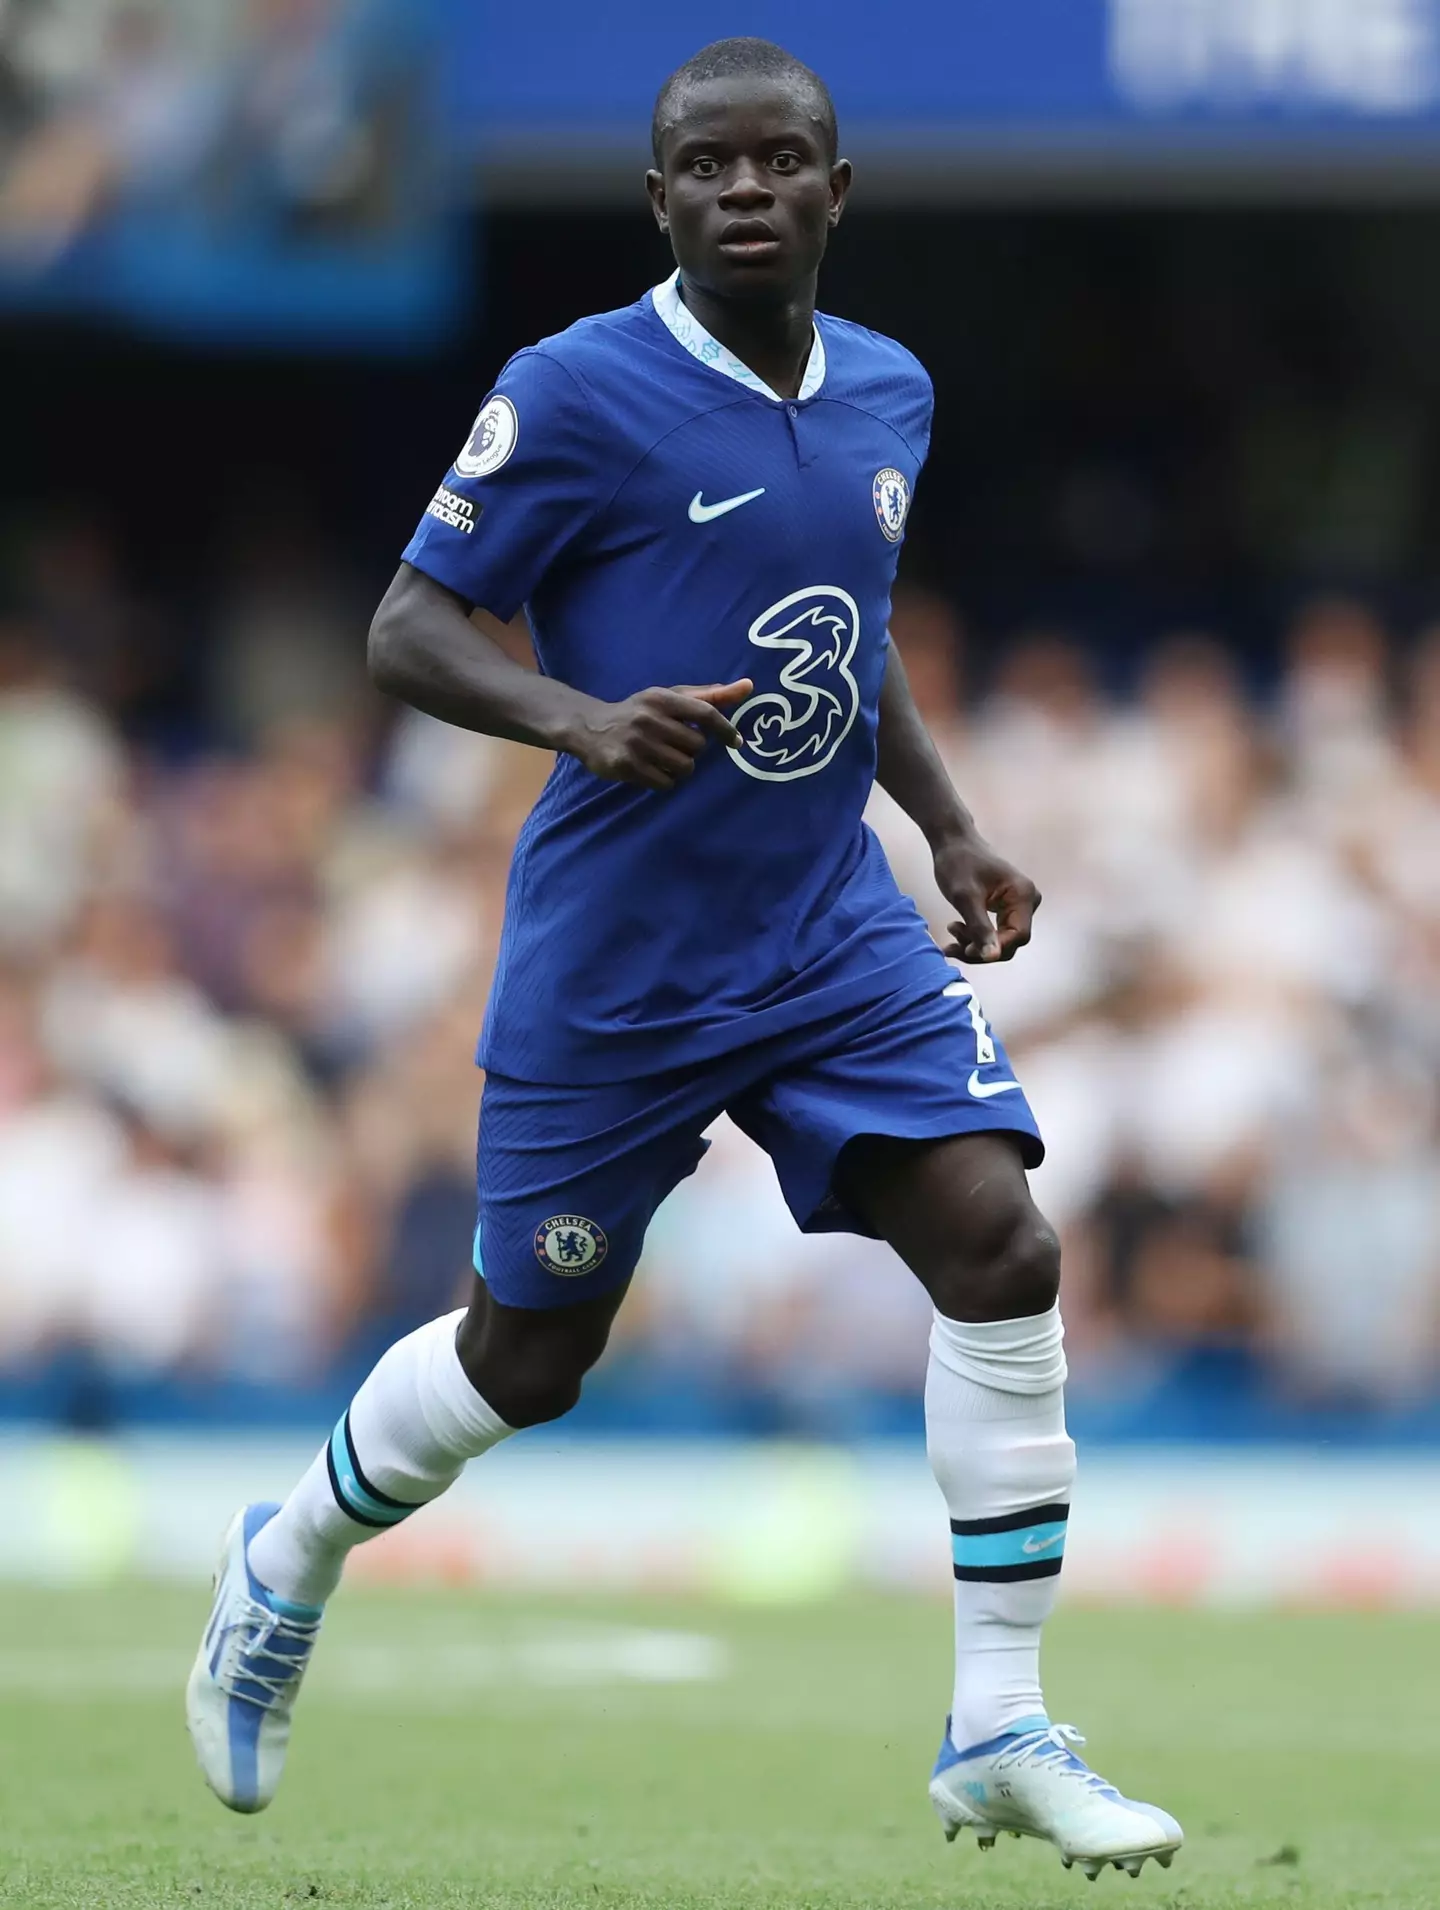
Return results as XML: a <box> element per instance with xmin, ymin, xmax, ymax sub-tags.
<box><xmin>533</xmin><ymin>1214</ymin><xmax>609</xmax><ymax>1276</ymax></box>
<box><xmin>873</xmin><ymin>467</ymin><xmax>911</xmax><ymax>542</ymax></box>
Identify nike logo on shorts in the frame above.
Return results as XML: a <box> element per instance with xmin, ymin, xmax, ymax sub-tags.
<box><xmin>967</xmin><ymin>1070</ymin><xmax>1021</xmax><ymax>1100</ymax></box>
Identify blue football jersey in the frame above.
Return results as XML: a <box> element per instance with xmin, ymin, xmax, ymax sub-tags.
<box><xmin>402</xmin><ymin>271</ymin><xmax>954</xmax><ymax>1082</ymax></box>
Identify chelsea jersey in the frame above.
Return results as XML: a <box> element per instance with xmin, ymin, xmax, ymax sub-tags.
<box><xmin>402</xmin><ymin>271</ymin><xmax>953</xmax><ymax>1083</ymax></box>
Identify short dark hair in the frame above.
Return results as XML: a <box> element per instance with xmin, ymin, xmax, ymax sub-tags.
<box><xmin>651</xmin><ymin>38</ymin><xmax>838</xmax><ymax>168</ymax></box>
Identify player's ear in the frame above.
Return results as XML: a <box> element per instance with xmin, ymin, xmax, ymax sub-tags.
<box><xmin>828</xmin><ymin>158</ymin><xmax>853</xmax><ymax>227</ymax></box>
<box><xmin>645</xmin><ymin>169</ymin><xmax>668</xmax><ymax>232</ymax></box>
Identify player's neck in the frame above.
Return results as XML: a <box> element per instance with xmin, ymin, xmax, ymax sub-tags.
<box><xmin>677</xmin><ymin>278</ymin><xmax>816</xmax><ymax>402</ymax></box>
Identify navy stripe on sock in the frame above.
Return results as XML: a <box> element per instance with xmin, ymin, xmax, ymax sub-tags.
<box><xmin>949</xmin><ymin>1502</ymin><xmax>1070</xmax><ymax>1537</ymax></box>
<box><xmin>954</xmin><ymin>1557</ymin><xmax>1067</xmax><ymax>1583</ymax></box>
<box><xmin>341</xmin><ymin>1410</ymin><xmax>422</xmax><ymax>1513</ymax></box>
<box><xmin>324</xmin><ymin>1437</ymin><xmax>394</xmax><ymax>1530</ymax></box>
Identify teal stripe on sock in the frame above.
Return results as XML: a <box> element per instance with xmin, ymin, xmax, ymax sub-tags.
<box><xmin>266</xmin><ymin>1590</ymin><xmax>324</xmax><ymax>1622</ymax></box>
<box><xmin>328</xmin><ymin>1419</ymin><xmax>413</xmax><ymax>1527</ymax></box>
<box><xmin>952</xmin><ymin>1518</ymin><xmax>1068</xmax><ymax>1571</ymax></box>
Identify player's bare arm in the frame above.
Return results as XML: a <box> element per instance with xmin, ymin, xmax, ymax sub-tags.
<box><xmin>369</xmin><ymin>562</ymin><xmax>751</xmax><ymax>791</ymax></box>
<box><xmin>875</xmin><ymin>645</ymin><xmax>1040</xmax><ymax>964</ymax></box>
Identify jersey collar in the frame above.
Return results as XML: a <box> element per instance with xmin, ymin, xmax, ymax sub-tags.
<box><xmin>651</xmin><ymin>269</ymin><xmax>826</xmax><ymax>404</ymax></box>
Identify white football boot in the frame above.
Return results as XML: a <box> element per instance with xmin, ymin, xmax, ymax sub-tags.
<box><xmin>186</xmin><ymin>1503</ymin><xmax>324</xmax><ymax>1813</ymax></box>
<box><xmin>930</xmin><ymin>1715</ymin><xmax>1184</xmax><ymax>1880</ymax></box>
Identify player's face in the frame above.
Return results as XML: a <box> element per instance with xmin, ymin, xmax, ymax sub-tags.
<box><xmin>646</xmin><ymin>78</ymin><xmax>850</xmax><ymax>303</ymax></box>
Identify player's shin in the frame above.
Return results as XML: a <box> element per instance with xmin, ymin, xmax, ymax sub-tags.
<box><xmin>246</xmin><ymin>1308</ymin><xmax>515</xmax><ymax>1608</ymax></box>
<box><xmin>924</xmin><ymin>1303</ymin><xmax>1074</xmax><ymax>1751</ymax></box>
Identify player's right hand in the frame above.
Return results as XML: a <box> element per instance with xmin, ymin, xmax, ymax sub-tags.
<box><xmin>570</xmin><ymin>679</ymin><xmax>753</xmax><ymax>790</ymax></box>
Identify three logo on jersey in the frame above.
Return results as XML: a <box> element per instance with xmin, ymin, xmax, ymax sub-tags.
<box><xmin>727</xmin><ymin>586</ymin><xmax>861</xmax><ymax>782</ymax></box>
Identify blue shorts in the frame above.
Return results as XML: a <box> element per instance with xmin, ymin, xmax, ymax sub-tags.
<box><xmin>473</xmin><ymin>969</ymin><xmax>1043</xmax><ymax>1309</ymax></box>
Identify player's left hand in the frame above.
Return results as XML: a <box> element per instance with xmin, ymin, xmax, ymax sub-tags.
<box><xmin>933</xmin><ymin>836</ymin><xmax>1041</xmax><ymax>964</ymax></box>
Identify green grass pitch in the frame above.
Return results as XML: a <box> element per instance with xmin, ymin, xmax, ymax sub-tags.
<box><xmin>3</xmin><ymin>1584</ymin><xmax>1437</xmax><ymax>1908</ymax></box>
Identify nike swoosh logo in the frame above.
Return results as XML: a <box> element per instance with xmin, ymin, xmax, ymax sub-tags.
<box><xmin>1021</xmin><ymin>1532</ymin><xmax>1064</xmax><ymax>1554</ymax></box>
<box><xmin>688</xmin><ymin>487</ymin><xmax>766</xmax><ymax>523</ymax></box>
<box><xmin>967</xmin><ymin>1069</ymin><xmax>1021</xmax><ymax>1099</ymax></box>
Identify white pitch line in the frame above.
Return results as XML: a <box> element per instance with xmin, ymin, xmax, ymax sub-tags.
<box><xmin>0</xmin><ymin>1627</ymin><xmax>728</xmax><ymax>1701</ymax></box>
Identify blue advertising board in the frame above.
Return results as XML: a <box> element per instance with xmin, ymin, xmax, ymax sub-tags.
<box><xmin>466</xmin><ymin>0</ymin><xmax>1440</xmax><ymax>159</ymax></box>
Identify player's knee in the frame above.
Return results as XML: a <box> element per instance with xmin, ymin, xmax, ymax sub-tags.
<box><xmin>932</xmin><ymin>1201</ymin><xmax>1061</xmax><ymax>1322</ymax></box>
<box><xmin>455</xmin><ymin>1293</ymin><xmax>609</xmax><ymax>1429</ymax></box>
<box><xmin>485</xmin><ymin>1364</ymin><xmax>586</xmax><ymax>1429</ymax></box>
<box><xmin>1001</xmin><ymin>1212</ymin><xmax>1063</xmax><ymax>1318</ymax></box>
<box><xmin>458</xmin><ymin>1333</ymin><xmax>588</xmax><ymax>1428</ymax></box>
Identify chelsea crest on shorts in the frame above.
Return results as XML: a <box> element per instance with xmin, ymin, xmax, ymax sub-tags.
<box><xmin>534</xmin><ymin>1214</ymin><xmax>609</xmax><ymax>1276</ymax></box>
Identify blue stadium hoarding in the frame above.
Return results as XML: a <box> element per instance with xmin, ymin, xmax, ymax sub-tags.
<box><xmin>469</xmin><ymin>0</ymin><xmax>1440</xmax><ymax>190</ymax></box>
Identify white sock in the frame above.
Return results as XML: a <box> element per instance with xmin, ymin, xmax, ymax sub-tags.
<box><xmin>247</xmin><ymin>1309</ymin><xmax>514</xmax><ymax>1608</ymax></box>
<box><xmin>925</xmin><ymin>1302</ymin><xmax>1076</xmax><ymax>1751</ymax></box>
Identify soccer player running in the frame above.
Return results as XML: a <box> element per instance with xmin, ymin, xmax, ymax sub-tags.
<box><xmin>188</xmin><ymin>38</ymin><xmax>1181</xmax><ymax>1881</ymax></box>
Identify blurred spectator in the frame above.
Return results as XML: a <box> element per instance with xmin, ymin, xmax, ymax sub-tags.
<box><xmin>80</xmin><ymin>1102</ymin><xmax>221</xmax><ymax>1376</ymax></box>
<box><xmin>0</xmin><ymin>979</ymin><xmax>124</xmax><ymax>1362</ymax></box>
<box><xmin>206</xmin><ymin>505</ymin><xmax>371</xmax><ymax>743</ymax></box>
<box><xmin>1257</xmin><ymin>1038</ymin><xmax>1440</xmax><ymax>1403</ymax></box>
<box><xmin>0</xmin><ymin>2</ymin><xmax>218</xmax><ymax>263</ymax></box>
<box><xmin>0</xmin><ymin>618</ymin><xmax>125</xmax><ymax>952</ymax></box>
<box><xmin>40</xmin><ymin>892</ymin><xmax>236</xmax><ymax>1138</ymax></box>
<box><xmin>0</xmin><ymin>0</ymin><xmax>426</xmax><ymax>262</ymax></box>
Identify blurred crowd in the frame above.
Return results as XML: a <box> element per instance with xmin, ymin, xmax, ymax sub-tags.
<box><xmin>1</xmin><ymin>510</ymin><xmax>1438</xmax><ymax>1432</ymax></box>
<box><xmin>0</xmin><ymin>0</ymin><xmax>425</xmax><ymax>269</ymax></box>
